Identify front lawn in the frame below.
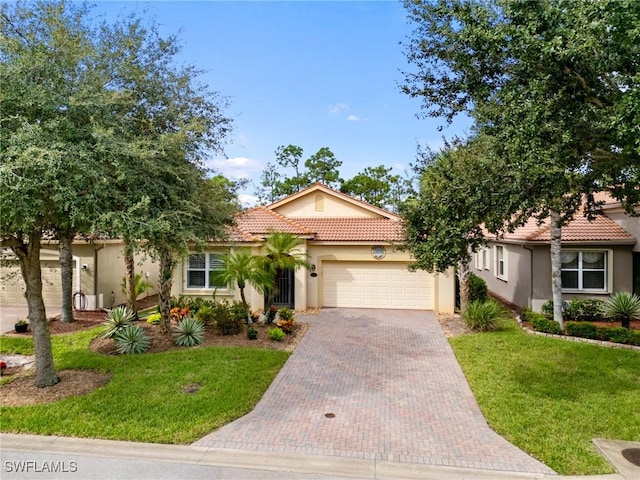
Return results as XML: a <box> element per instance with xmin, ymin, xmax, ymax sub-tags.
<box><xmin>450</xmin><ymin>320</ymin><xmax>640</xmax><ymax>475</ymax></box>
<box><xmin>0</xmin><ymin>328</ymin><xmax>289</xmax><ymax>443</ymax></box>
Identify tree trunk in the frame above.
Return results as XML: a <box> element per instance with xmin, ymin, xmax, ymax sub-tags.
<box><xmin>457</xmin><ymin>260</ymin><xmax>471</xmax><ymax>311</ymax></box>
<box><xmin>16</xmin><ymin>232</ymin><xmax>59</xmax><ymax>388</ymax></box>
<box><xmin>239</xmin><ymin>286</ymin><xmax>252</xmax><ymax>324</ymax></box>
<box><xmin>59</xmin><ymin>231</ymin><xmax>74</xmax><ymax>323</ymax></box>
<box><xmin>550</xmin><ymin>210</ymin><xmax>564</xmax><ymax>328</ymax></box>
<box><xmin>123</xmin><ymin>237</ymin><xmax>138</xmax><ymax>321</ymax></box>
<box><xmin>158</xmin><ymin>247</ymin><xmax>175</xmax><ymax>334</ymax></box>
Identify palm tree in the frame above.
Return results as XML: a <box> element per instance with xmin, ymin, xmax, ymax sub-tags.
<box><xmin>603</xmin><ymin>292</ymin><xmax>640</xmax><ymax>329</ymax></box>
<box><xmin>211</xmin><ymin>249</ymin><xmax>272</xmax><ymax>324</ymax></box>
<box><xmin>262</xmin><ymin>232</ymin><xmax>311</xmax><ymax>322</ymax></box>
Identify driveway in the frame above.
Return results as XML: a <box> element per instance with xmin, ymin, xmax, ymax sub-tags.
<box><xmin>0</xmin><ymin>306</ymin><xmax>61</xmax><ymax>334</ymax></box>
<box><xmin>194</xmin><ymin>309</ymin><xmax>554</xmax><ymax>474</ymax></box>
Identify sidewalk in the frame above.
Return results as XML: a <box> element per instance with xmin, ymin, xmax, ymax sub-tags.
<box><xmin>0</xmin><ymin>434</ymin><xmax>631</xmax><ymax>480</ymax></box>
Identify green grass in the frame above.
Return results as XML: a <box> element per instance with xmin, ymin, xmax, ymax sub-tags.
<box><xmin>0</xmin><ymin>328</ymin><xmax>289</xmax><ymax>444</ymax></box>
<box><xmin>450</xmin><ymin>321</ymin><xmax>640</xmax><ymax>475</ymax></box>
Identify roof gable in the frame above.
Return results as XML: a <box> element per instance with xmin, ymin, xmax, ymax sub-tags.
<box><xmin>266</xmin><ymin>183</ymin><xmax>399</xmax><ymax>220</ymax></box>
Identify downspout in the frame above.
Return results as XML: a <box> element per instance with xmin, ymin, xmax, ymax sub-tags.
<box><xmin>74</xmin><ymin>256</ymin><xmax>81</xmax><ymax>296</ymax></box>
<box><xmin>522</xmin><ymin>244</ymin><xmax>534</xmax><ymax>309</ymax></box>
<box><xmin>94</xmin><ymin>244</ymin><xmax>104</xmax><ymax>306</ymax></box>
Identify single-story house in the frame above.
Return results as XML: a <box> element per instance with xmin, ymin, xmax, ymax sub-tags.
<box><xmin>172</xmin><ymin>183</ymin><xmax>455</xmax><ymax>313</ymax></box>
<box><xmin>472</xmin><ymin>195</ymin><xmax>638</xmax><ymax>312</ymax></box>
<box><xmin>0</xmin><ymin>238</ymin><xmax>160</xmax><ymax>310</ymax></box>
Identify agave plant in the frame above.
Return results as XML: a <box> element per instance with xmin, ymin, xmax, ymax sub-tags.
<box><xmin>602</xmin><ymin>292</ymin><xmax>640</xmax><ymax>329</ymax></box>
<box><xmin>173</xmin><ymin>317</ymin><xmax>205</xmax><ymax>347</ymax></box>
<box><xmin>103</xmin><ymin>306</ymin><xmax>135</xmax><ymax>338</ymax></box>
<box><xmin>114</xmin><ymin>325</ymin><xmax>150</xmax><ymax>354</ymax></box>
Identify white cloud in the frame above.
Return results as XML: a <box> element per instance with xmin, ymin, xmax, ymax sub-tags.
<box><xmin>347</xmin><ymin>115</ymin><xmax>361</xmax><ymax>122</ymax></box>
<box><xmin>207</xmin><ymin>156</ymin><xmax>262</xmax><ymax>180</ymax></box>
<box><xmin>238</xmin><ymin>194</ymin><xmax>260</xmax><ymax>208</ymax></box>
<box><xmin>329</xmin><ymin>102</ymin><xmax>349</xmax><ymax>115</ymax></box>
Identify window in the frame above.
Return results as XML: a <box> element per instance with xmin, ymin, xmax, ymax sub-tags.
<box><xmin>475</xmin><ymin>248</ymin><xmax>490</xmax><ymax>271</ymax></box>
<box><xmin>186</xmin><ymin>253</ymin><xmax>226</xmax><ymax>289</ymax></box>
<box><xmin>495</xmin><ymin>245</ymin><xmax>506</xmax><ymax>280</ymax></box>
<box><xmin>561</xmin><ymin>250</ymin><xmax>607</xmax><ymax>291</ymax></box>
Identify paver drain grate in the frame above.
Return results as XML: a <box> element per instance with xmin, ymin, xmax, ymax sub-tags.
<box><xmin>622</xmin><ymin>448</ymin><xmax>640</xmax><ymax>467</ymax></box>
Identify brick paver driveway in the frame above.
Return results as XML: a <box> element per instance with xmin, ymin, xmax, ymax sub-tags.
<box><xmin>194</xmin><ymin>309</ymin><xmax>554</xmax><ymax>474</ymax></box>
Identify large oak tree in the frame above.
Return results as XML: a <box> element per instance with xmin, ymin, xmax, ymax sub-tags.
<box><xmin>401</xmin><ymin>0</ymin><xmax>639</xmax><ymax>324</ymax></box>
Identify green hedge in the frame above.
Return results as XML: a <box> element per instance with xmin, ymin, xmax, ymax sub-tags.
<box><xmin>523</xmin><ymin>309</ymin><xmax>563</xmax><ymax>335</ymax></box>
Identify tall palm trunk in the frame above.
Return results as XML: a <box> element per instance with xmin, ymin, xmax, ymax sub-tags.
<box><xmin>158</xmin><ymin>247</ymin><xmax>176</xmax><ymax>334</ymax></box>
<box><xmin>550</xmin><ymin>210</ymin><xmax>564</xmax><ymax>328</ymax></box>
<box><xmin>59</xmin><ymin>230</ymin><xmax>74</xmax><ymax>322</ymax></box>
<box><xmin>16</xmin><ymin>231</ymin><xmax>59</xmax><ymax>387</ymax></box>
<box><xmin>123</xmin><ymin>237</ymin><xmax>138</xmax><ymax>321</ymax></box>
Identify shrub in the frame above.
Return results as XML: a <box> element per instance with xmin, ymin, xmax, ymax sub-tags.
<box><xmin>186</xmin><ymin>297</ymin><xmax>211</xmax><ymax>315</ymax></box>
<box><xmin>467</xmin><ymin>273</ymin><xmax>488</xmax><ymax>303</ymax></box>
<box><xmin>247</xmin><ymin>326</ymin><xmax>258</xmax><ymax>340</ymax></box>
<box><xmin>529</xmin><ymin>315</ymin><xmax>562</xmax><ymax>335</ymax></box>
<box><xmin>540</xmin><ymin>300</ymin><xmax>554</xmax><ymax>319</ymax></box>
<box><xmin>462</xmin><ymin>299</ymin><xmax>506</xmax><ymax>332</ymax></box>
<box><xmin>103</xmin><ymin>306</ymin><xmax>135</xmax><ymax>339</ymax></box>
<box><xmin>596</xmin><ymin>326</ymin><xmax>612</xmax><ymax>341</ymax></box>
<box><xmin>230</xmin><ymin>301</ymin><xmax>249</xmax><ymax>322</ymax></box>
<box><xmin>606</xmin><ymin>327</ymin><xmax>632</xmax><ymax>344</ymax></box>
<box><xmin>146</xmin><ymin>313</ymin><xmax>161</xmax><ymax>325</ymax></box>
<box><xmin>278</xmin><ymin>307</ymin><xmax>295</xmax><ymax>321</ymax></box>
<box><xmin>564</xmin><ymin>298</ymin><xmax>606</xmax><ymax>322</ymax></box>
<box><xmin>213</xmin><ymin>302</ymin><xmax>243</xmax><ymax>336</ymax></box>
<box><xmin>629</xmin><ymin>330</ymin><xmax>640</xmax><ymax>346</ymax></box>
<box><xmin>195</xmin><ymin>305</ymin><xmax>215</xmax><ymax>325</ymax></box>
<box><xmin>114</xmin><ymin>325</ymin><xmax>150</xmax><ymax>354</ymax></box>
<box><xmin>169</xmin><ymin>306</ymin><xmax>190</xmax><ymax>324</ymax></box>
<box><xmin>565</xmin><ymin>321</ymin><xmax>598</xmax><ymax>340</ymax></box>
<box><xmin>268</xmin><ymin>327</ymin><xmax>286</xmax><ymax>342</ymax></box>
<box><xmin>173</xmin><ymin>317</ymin><xmax>205</xmax><ymax>347</ymax></box>
<box><xmin>276</xmin><ymin>319</ymin><xmax>296</xmax><ymax>334</ymax></box>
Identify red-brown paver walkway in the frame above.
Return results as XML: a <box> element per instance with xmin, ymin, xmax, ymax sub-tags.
<box><xmin>193</xmin><ymin>309</ymin><xmax>554</xmax><ymax>474</ymax></box>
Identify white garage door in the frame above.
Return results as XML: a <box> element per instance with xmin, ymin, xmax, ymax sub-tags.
<box><xmin>323</xmin><ymin>261</ymin><xmax>434</xmax><ymax>310</ymax></box>
<box><xmin>0</xmin><ymin>260</ymin><xmax>63</xmax><ymax>306</ymax></box>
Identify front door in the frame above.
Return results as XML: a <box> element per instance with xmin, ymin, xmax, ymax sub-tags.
<box><xmin>268</xmin><ymin>269</ymin><xmax>295</xmax><ymax>309</ymax></box>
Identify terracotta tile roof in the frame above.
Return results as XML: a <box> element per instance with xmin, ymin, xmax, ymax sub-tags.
<box><xmin>494</xmin><ymin>212</ymin><xmax>635</xmax><ymax>243</ymax></box>
<box><xmin>228</xmin><ymin>209</ymin><xmax>404</xmax><ymax>243</ymax></box>
<box><xmin>293</xmin><ymin>218</ymin><xmax>404</xmax><ymax>242</ymax></box>
<box><xmin>233</xmin><ymin>207</ymin><xmax>314</xmax><ymax>239</ymax></box>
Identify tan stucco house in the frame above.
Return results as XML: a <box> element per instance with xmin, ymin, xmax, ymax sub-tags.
<box><xmin>0</xmin><ymin>239</ymin><xmax>159</xmax><ymax>310</ymax></box>
<box><xmin>172</xmin><ymin>184</ymin><xmax>455</xmax><ymax>313</ymax></box>
<box><xmin>472</xmin><ymin>194</ymin><xmax>638</xmax><ymax>312</ymax></box>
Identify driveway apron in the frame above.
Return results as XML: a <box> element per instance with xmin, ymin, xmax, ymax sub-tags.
<box><xmin>194</xmin><ymin>309</ymin><xmax>554</xmax><ymax>474</ymax></box>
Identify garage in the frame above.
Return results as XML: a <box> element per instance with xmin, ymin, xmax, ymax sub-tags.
<box><xmin>322</xmin><ymin>261</ymin><xmax>434</xmax><ymax>310</ymax></box>
<box><xmin>0</xmin><ymin>254</ymin><xmax>63</xmax><ymax>307</ymax></box>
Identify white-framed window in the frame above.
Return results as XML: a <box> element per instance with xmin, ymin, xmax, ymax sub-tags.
<box><xmin>475</xmin><ymin>248</ymin><xmax>490</xmax><ymax>271</ymax></box>
<box><xmin>561</xmin><ymin>250</ymin><xmax>608</xmax><ymax>292</ymax></box>
<box><xmin>495</xmin><ymin>245</ymin><xmax>507</xmax><ymax>280</ymax></box>
<box><xmin>186</xmin><ymin>253</ymin><xmax>226</xmax><ymax>289</ymax></box>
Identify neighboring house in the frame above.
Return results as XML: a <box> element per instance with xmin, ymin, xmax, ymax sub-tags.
<box><xmin>0</xmin><ymin>238</ymin><xmax>160</xmax><ymax>310</ymax></box>
<box><xmin>172</xmin><ymin>184</ymin><xmax>455</xmax><ymax>313</ymax></box>
<box><xmin>472</xmin><ymin>196</ymin><xmax>638</xmax><ymax>312</ymax></box>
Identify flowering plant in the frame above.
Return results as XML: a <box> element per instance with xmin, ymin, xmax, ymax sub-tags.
<box><xmin>169</xmin><ymin>307</ymin><xmax>189</xmax><ymax>323</ymax></box>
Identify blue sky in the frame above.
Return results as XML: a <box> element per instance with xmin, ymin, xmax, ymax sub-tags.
<box><xmin>93</xmin><ymin>1</ymin><xmax>472</xmax><ymax>204</ymax></box>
